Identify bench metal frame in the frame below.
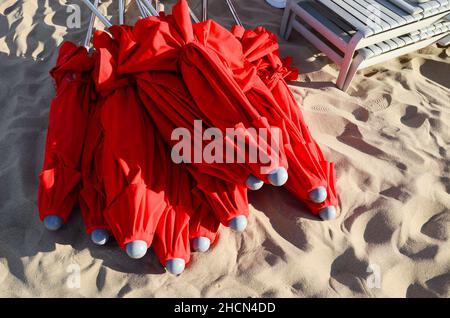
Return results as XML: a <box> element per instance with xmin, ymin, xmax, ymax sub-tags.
<box><xmin>280</xmin><ymin>0</ymin><xmax>450</xmax><ymax>91</ymax></box>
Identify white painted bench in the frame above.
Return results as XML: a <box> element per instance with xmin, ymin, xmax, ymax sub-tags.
<box><xmin>280</xmin><ymin>0</ymin><xmax>450</xmax><ymax>91</ymax></box>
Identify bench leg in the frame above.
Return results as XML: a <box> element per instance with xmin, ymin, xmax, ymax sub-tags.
<box><xmin>280</xmin><ymin>0</ymin><xmax>294</xmax><ymax>39</ymax></box>
<box><xmin>341</xmin><ymin>54</ymin><xmax>366</xmax><ymax>92</ymax></box>
<box><xmin>336</xmin><ymin>33</ymin><xmax>364</xmax><ymax>90</ymax></box>
<box><xmin>284</xmin><ymin>13</ymin><xmax>296</xmax><ymax>40</ymax></box>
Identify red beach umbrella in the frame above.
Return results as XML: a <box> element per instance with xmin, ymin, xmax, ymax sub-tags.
<box><xmin>231</xmin><ymin>26</ymin><xmax>339</xmax><ymax>219</ymax></box>
<box><xmin>173</xmin><ymin>1</ymin><xmax>289</xmax><ymax>187</ymax></box>
<box><xmin>110</xmin><ymin>1</ymin><xmax>288</xmax><ymax>190</ymax></box>
<box><xmin>92</xmin><ymin>30</ymin><xmax>168</xmax><ymax>258</ymax></box>
<box><xmin>153</xmin><ymin>159</ymin><xmax>196</xmax><ymax>275</ymax></box>
<box><xmin>102</xmin><ymin>18</ymin><xmax>252</xmax><ymax>231</ymax></box>
<box><xmin>78</xmin><ymin>95</ymin><xmax>110</xmax><ymax>245</ymax></box>
<box><xmin>134</xmin><ymin>70</ymin><xmax>250</xmax><ymax>229</ymax></box>
<box><xmin>38</xmin><ymin>41</ymin><xmax>94</xmax><ymax>230</ymax></box>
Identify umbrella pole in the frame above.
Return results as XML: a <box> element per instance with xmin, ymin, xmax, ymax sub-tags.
<box><xmin>141</xmin><ymin>0</ymin><xmax>159</xmax><ymax>16</ymax></box>
<box><xmin>80</xmin><ymin>0</ymin><xmax>112</xmax><ymax>27</ymax></box>
<box><xmin>202</xmin><ymin>0</ymin><xmax>208</xmax><ymax>21</ymax></box>
<box><xmin>135</xmin><ymin>0</ymin><xmax>148</xmax><ymax>17</ymax></box>
<box><xmin>83</xmin><ymin>0</ymin><xmax>99</xmax><ymax>49</ymax></box>
<box><xmin>225</xmin><ymin>0</ymin><xmax>242</xmax><ymax>26</ymax></box>
<box><xmin>140</xmin><ymin>1</ymin><xmax>152</xmax><ymax>16</ymax></box>
<box><xmin>119</xmin><ymin>0</ymin><xmax>124</xmax><ymax>24</ymax></box>
<box><xmin>188</xmin><ymin>6</ymin><xmax>200</xmax><ymax>23</ymax></box>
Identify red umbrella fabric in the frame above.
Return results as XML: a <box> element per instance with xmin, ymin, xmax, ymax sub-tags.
<box><xmin>92</xmin><ymin>30</ymin><xmax>221</xmax><ymax>269</ymax></box>
<box><xmin>92</xmin><ymin>31</ymin><xmax>167</xmax><ymax>253</ymax></box>
<box><xmin>100</xmin><ymin>19</ymin><xmax>251</xmax><ymax>229</ymax></box>
<box><xmin>174</xmin><ymin>1</ymin><xmax>289</xmax><ymax>186</ymax></box>
<box><xmin>231</xmin><ymin>26</ymin><xmax>339</xmax><ymax>218</ymax></box>
<box><xmin>78</xmin><ymin>95</ymin><xmax>110</xmax><ymax>243</ymax></box>
<box><xmin>189</xmin><ymin>186</ymin><xmax>220</xmax><ymax>247</ymax></box>
<box><xmin>135</xmin><ymin>71</ymin><xmax>250</xmax><ymax>227</ymax></box>
<box><xmin>38</xmin><ymin>41</ymin><xmax>94</xmax><ymax>229</ymax></box>
<box><xmin>109</xmin><ymin>1</ymin><xmax>288</xmax><ymax>188</ymax></box>
<box><xmin>107</xmin><ymin>20</ymin><xmax>253</xmax><ymax>188</ymax></box>
<box><xmin>154</xmin><ymin>150</ymin><xmax>223</xmax><ymax>273</ymax></box>
<box><xmin>153</xmin><ymin>158</ymin><xmax>196</xmax><ymax>272</ymax></box>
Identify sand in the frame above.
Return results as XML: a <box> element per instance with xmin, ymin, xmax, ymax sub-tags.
<box><xmin>0</xmin><ymin>0</ymin><xmax>449</xmax><ymax>298</ymax></box>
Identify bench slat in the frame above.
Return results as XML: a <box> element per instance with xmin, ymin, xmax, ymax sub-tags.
<box><xmin>358</xmin><ymin>0</ymin><xmax>403</xmax><ymax>27</ymax></box>
<box><xmin>298</xmin><ymin>1</ymin><xmax>354</xmax><ymax>42</ymax></box>
<box><xmin>344</xmin><ymin>0</ymin><xmax>395</xmax><ymax>30</ymax></box>
<box><xmin>331</xmin><ymin>0</ymin><xmax>384</xmax><ymax>33</ymax></box>
<box><xmin>374</xmin><ymin>0</ymin><xmax>416</xmax><ymax>23</ymax></box>
<box><xmin>318</xmin><ymin>0</ymin><xmax>374</xmax><ymax>35</ymax></box>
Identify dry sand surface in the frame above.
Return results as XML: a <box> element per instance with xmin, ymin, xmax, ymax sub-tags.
<box><xmin>0</xmin><ymin>0</ymin><xmax>449</xmax><ymax>297</ymax></box>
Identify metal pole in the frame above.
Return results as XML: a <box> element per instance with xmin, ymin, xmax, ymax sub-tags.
<box><xmin>80</xmin><ymin>0</ymin><xmax>112</xmax><ymax>27</ymax></box>
<box><xmin>119</xmin><ymin>0</ymin><xmax>124</xmax><ymax>24</ymax></box>
<box><xmin>83</xmin><ymin>0</ymin><xmax>99</xmax><ymax>48</ymax></box>
<box><xmin>135</xmin><ymin>0</ymin><xmax>147</xmax><ymax>17</ymax></box>
<box><xmin>141</xmin><ymin>0</ymin><xmax>152</xmax><ymax>16</ymax></box>
<box><xmin>202</xmin><ymin>0</ymin><xmax>208</xmax><ymax>21</ymax></box>
<box><xmin>188</xmin><ymin>6</ymin><xmax>200</xmax><ymax>23</ymax></box>
<box><xmin>141</xmin><ymin>0</ymin><xmax>158</xmax><ymax>16</ymax></box>
<box><xmin>225</xmin><ymin>0</ymin><xmax>242</xmax><ymax>26</ymax></box>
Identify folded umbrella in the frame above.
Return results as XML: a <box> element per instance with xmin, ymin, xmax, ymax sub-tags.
<box><xmin>38</xmin><ymin>41</ymin><xmax>94</xmax><ymax>230</ymax></box>
<box><xmin>231</xmin><ymin>26</ymin><xmax>339</xmax><ymax>219</ymax></box>
<box><xmin>153</xmin><ymin>157</ymin><xmax>201</xmax><ymax>275</ymax></box>
<box><xmin>107</xmin><ymin>18</ymin><xmax>252</xmax><ymax>187</ymax></box>
<box><xmin>80</xmin><ymin>1</ymin><xmax>225</xmax><ymax>266</ymax></box>
<box><xmin>102</xmin><ymin>17</ymin><xmax>251</xmax><ymax>231</ymax></box>
<box><xmin>189</xmin><ymin>186</ymin><xmax>220</xmax><ymax>251</ymax></box>
<box><xmin>135</xmin><ymin>70</ymin><xmax>250</xmax><ymax>229</ymax></box>
<box><xmin>109</xmin><ymin>2</ymin><xmax>288</xmax><ymax>191</ymax></box>
<box><xmin>173</xmin><ymin>1</ymin><xmax>290</xmax><ymax>187</ymax></box>
<box><xmin>78</xmin><ymin>94</ymin><xmax>110</xmax><ymax>245</ymax></box>
<box><xmin>92</xmin><ymin>30</ymin><xmax>168</xmax><ymax>258</ymax></box>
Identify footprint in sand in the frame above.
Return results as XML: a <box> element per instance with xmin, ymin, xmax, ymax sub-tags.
<box><xmin>337</xmin><ymin>123</ymin><xmax>384</xmax><ymax>156</ymax></box>
<box><xmin>310</xmin><ymin>104</ymin><xmax>332</xmax><ymax>113</ymax></box>
<box><xmin>400</xmin><ymin>105</ymin><xmax>428</xmax><ymax>128</ymax></box>
<box><xmin>363</xmin><ymin>69</ymin><xmax>379</xmax><ymax>78</ymax></box>
<box><xmin>352</xmin><ymin>107</ymin><xmax>369</xmax><ymax>122</ymax></box>
<box><xmin>399</xmin><ymin>57</ymin><xmax>412</xmax><ymax>64</ymax></box>
<box><xmin>364</xmin><ymin>95</ymin><xmax>391</xmax><ymax>113</ymax></box>
<box><xmin>420</xmin><ymin>59</ymin><xmax>450</xmax><ymax>87</ymax></box>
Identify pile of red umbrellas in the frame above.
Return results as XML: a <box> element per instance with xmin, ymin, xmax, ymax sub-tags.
<box><xmin>38</xmin><ymin>0</ymin><xmax>339</xmax><ymax>275</ymax></box>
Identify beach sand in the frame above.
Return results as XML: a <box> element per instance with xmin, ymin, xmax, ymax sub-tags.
<box><xmin>0</xmin><ymin>0</ymin><xmax>449</xmax><ymax>297</ymax></box>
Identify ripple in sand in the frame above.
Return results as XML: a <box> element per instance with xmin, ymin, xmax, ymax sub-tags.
<box><xmin>406</xmin><ymin>283</ymin><xmax>437</xmax><ymax>298</ymax></box>
<box><xmin>364</xmin><ymin>211</ymin><xmax>398</xmax><ymax>244</ymax></box>
<box><xmin>426</xmin><ymin>273</ymin><xmax>450</xmax><ymax>297</ymax></box>
<box><xmin>330</xmin><ymin>248</ymin><xmax>370</xmax><ymax>294</ymax></box>
<box><xmin>421</xmin><ymin>211</ymin><xmax>450</xmax><ymax>241</ymax></box>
